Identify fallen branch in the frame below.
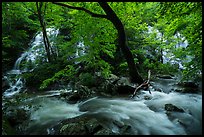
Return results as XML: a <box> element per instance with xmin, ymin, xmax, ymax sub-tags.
<box><xmin>131</xmin><ymin>70</ymin><xmax>151</xmax><ymax>98</ymax></box>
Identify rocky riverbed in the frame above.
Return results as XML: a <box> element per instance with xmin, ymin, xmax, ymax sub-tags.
<box><xmin>2</xmin><ymin>74</ymin><xmax>202</xmax><ymax>135</ymax></box>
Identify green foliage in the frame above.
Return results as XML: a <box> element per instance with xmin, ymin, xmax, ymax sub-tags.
<box><xmin>182</xmin><ymin>59</ymin><xmax>202</xmax><ymax>82</ymax></box>
<box><xmin>143</xmin><ymin>58</ymin><xmax>177</xmax><ymax>75</ymax></box>
<box><xmin>79</xmin><ymin>73</ymin><xmax>96</xmax><ymax>87</ymax></box>
<box><xmin>22</xmin><ymin>61</ymin><xmax>66</xmax><ymax>89</ymax></box>
<box><xmin>40</xmin><ymin>65</ymin><xmax>76</xmax><ymax>90</ymax></box>
<box><xmin>80</xmin><ymin>57</ymin><xmax>113</xmax><ymax>79</ymax></box>
<box><xmin>3</xmin><ymin>2</ymin><xmax>202</xmax><ymax>92</ymax></box>
<box><xmin>156</xmin><ymin>2</ymin><xmax>202</xmax><ymax>80</ymax></box>
<box><xmin>2</xmin><ymin>2</ymin><xmax>39</xmax><ymax>71</ymax></box>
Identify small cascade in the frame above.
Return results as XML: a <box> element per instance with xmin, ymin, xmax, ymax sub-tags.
<box><xmin>78</xmin><ymin>91</ymin><xmax>202</xmax><ymax>135</ymax></box>
<box><xmin>3</xmin><ymin>28</ymin><xmax>59</xmax><ymax>98</ymax></box>
<box><xmin>21</xmin><ymin>89</ymin><xmax>202</xmax><ymax>135</ymax></box>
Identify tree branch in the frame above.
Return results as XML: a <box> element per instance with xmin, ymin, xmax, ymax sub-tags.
<box><xmin>131</xmin><ymin>70</ymin><xmax>151</xmax><ymax>98</ymax></box>
<box><xmin>52</xmin><ymin>2</ymin><xmax>108</xmax><ymax>19</ymax></box>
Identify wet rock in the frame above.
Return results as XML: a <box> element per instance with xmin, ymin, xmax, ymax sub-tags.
<box><xmin>151</xmin><ymin>77</ymin><xmax>180</xmax><ymax>93</ymax></box>
<box><xmin>178</xmin><ymin>81</ymin><xmax>198</xmax><ymax>88</ymax></box>
<box><xmin>164</xmin><ymin>104</ymin><xmax>184</xmax><ymax>112</ymax></box>
<box><xmin>94</xmin><ymin>128</ymin><xmax>115</xmax><ymax>135</ymax></box>
<box><xmin>177</xmin><ymin>81</ymin><xmax>198</xmax><ymax>88</ymax></box>
<box><xmin>59</xmin><ymin>122</ymin><xmax>87</xmax><ymax>135</ymax></box>
<box><xmin>101</xmin><ymin>76</ymin><xmax>135</xmax><ymax>95</ymax></box>
<box><xmin>6</xmin><ymin>108</ymin><xmax>29</xmax><ymax>127</ymax></box>
<box><xmin>175</xmin><ymin>81</ymin><xmax>199</xmax><ymax>93</ymax></box>
<box><xmin>54</xmin><ymin>117</ymin><xmax>114</xmax><ymax>135</ymax></box>
<box><xmin>84</xmin><ymin>121</ymin><xmax>103</xmax><ymax>135</ymax></box>
<box><xmin>119</xmin><ymin>125</ymin><xmax>133</xmax><ymax>135</ymax></box>
<box><xmin>144</xmin><ymin>95</ymin><xmax>151</xmax><ymax>100</ymax></box>
<box><xmin>63</xmin><ymin>84</ymin><xmax>96</xmax><ymax>103</ymax></box>
<box><xmin>97</xmin><ymin>80</ymin><xmax>116</xmax><ymax>95</ymax></box>
<box><xmin>116</xmin><ymin>77</ymin><xmax>132</xmax><ymax>86</ymax></box>
<box><xmin>66</xmin><ymin>93</ymin><xmax>81</xmax><ymax>103</ymax></box>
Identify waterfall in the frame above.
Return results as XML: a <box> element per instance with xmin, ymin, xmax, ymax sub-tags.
<box><xmin>3</xmin><ymin>28</ymin><xmax>59</xmax><ymax>97</ymax></box>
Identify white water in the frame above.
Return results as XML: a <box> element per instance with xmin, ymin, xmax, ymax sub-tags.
<box><xmin>3</xmin><ymin>28</ymin><xmax>59</xmax><ymax>98</ymax></box>
<box><xmin>79</xmin><ymin>91</ymin><xmax>202</xmax><ymax>135</ymax></box>
<box><xmin>25</xmin><ymin>90</ymin><xmax>202</xmax><ymax>135</ymax></box>
<box><xmin>29</xmin><ymin>98</ymin><xmax>84</xmax><ymax>126</ymax></box>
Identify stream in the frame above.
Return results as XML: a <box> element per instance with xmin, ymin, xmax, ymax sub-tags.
<box><xmin>2</xmin><ymin>28</ymin><xmax>202</xmax><ymax>135</ymax></box>
<box><xmin>2</xmin><ymin>86</ymin><xmax>202</xmax><ymax>135</ymax></box>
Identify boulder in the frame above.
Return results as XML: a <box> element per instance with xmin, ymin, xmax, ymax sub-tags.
<box><xmin>53</xmin><ymin>116</ymin><xmax>114</xmax><ymax>135</ymax></box>
<box><xmin>5</xmin><ymin>108</ymin><xmax>29</xmax><ymax>127</ymax></box>
<box><xmin>164</xmin><ymin>104</ymin><xmax>184</xmax><ymax>112</ymax></box>
<box><xmin>111</xmin><ymin>76</ymin><xmax>135</xmax><ymax>95</ymax></box>
<box><xmin>175</xmin><ymin>81</ymin><xmax>199</xmax><ymax>93</ymax></box>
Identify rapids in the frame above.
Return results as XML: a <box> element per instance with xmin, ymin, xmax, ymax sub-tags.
<box><xmin>19</xmin><ymin>89</ymin><xmax>202</xmax><ymax>135</ymax></box>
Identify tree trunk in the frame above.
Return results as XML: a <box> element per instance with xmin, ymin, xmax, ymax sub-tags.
<box><xmin>36</xmin><ymin>2</ymin><xmax>52</xmax><ymax>62</ymax></box>
<box><xmin>98</xmin><ymin>2</ymin><xmax>143</xmax><ymax>84</ymax></box>
<box><xmin>159</xmin><ymin>33</ymin><xmax>163</xmax><ymax>63</ymax></box>
<box><xmin>160</xmin><ymin>48</ymin><xmax>163</xmax><ymax>63</ymax></box>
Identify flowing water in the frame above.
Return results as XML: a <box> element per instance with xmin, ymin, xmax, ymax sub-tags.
<box><xmin>2</xmin><ymin>28</ymin><xmax>202</xmax><ymax>135</ymax></box>
<box><xmin>16</xmin><ymin>89</ymin><xmax>202</xmax><ymax>135</ymax></box>
<box><xmin>78</xmin><ymin>91</ymin><xmax>202</xmax><ymax>135</ymax></box>
<box><xmin>3</xmin><ymin>28</ymin><xmax>59</xmax><ymax>98</ymax></box>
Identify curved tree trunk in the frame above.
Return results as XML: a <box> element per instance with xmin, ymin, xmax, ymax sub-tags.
<box><xmin>98</xmin><ymin>2</ymin><xmax>143</xmax><ymax>84</ymax></box>
<box><xmin>52</xmin><ymin>2</ymin><xmax>144</xmax><ymax>84</ymax></box>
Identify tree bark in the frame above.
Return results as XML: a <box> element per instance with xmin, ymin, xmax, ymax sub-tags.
<box><xmin>159</xmin><ymin>33</ymin><xmax>163</xmax><ymax>63</ymax></box>
<box><xmin>98</xmin><ymin>2</ymin><xmax>143</xmax><ymax>84</ymax></box>
<box><xmin>36</xmin><ymin>2</ymin><xmax>53</xmax><ymax>62</ymax></box>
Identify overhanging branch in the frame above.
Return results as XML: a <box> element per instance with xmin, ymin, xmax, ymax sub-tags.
<box><xmin>52</xmin><ymin>2</ymin><xmax>108</xmax><ymax>19</ymax></box>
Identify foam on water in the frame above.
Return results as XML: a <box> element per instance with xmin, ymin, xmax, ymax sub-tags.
<box><xmin>3</xmin><ymin>28</ymin><xmax>59</xmax><ymax>98</ymax></box>
<box><xmin>26</xmin><ymin>90</ymin><xmax>202</xmax><ymax>135</ymax></box>
<box><xmin>78</xmin><ymin>91</ymin><xmax>202</xmax><ymax>135</ymax></box>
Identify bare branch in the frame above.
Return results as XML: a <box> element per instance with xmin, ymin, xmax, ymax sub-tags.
<box><xmin>147</xmin><ymin>70</ymin><xmax>151</xmax><ymax>83</ymax></box>
<box><xmin>52</xmin><ymin>2</ymin><xmax>108</xmax><ymax>19</ymax></box>
<box><xmin>131</xmin><ymin>70</ymin><xmax>151</xmax><ymax>98</ymax></box>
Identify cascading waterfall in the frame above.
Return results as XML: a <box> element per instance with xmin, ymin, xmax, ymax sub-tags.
<box><xmin>3</xmin><ymin>28</ymin><xmax>59</xmax><ymax>97</ymax></box>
